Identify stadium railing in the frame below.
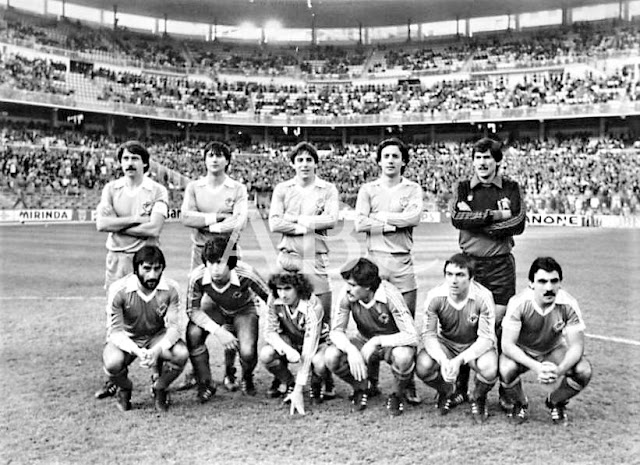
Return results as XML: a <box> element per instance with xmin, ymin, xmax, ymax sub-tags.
<box><xmin>2</xmin><ymin>86</ymin><xmax>639</xmax><ymax>127</ymax></box>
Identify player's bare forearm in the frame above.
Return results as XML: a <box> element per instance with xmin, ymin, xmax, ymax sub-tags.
<box><xmin>557</xmin><ymin>329</ymin><xmax>585</xmax><ymax>376</ymax></box>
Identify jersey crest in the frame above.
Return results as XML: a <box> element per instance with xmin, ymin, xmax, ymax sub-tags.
<box><xmin>467</xmin><ymin>312</ymin><xmax>479</xmax><ymax>325</ymax></box>
<box><xmin>553</xmin><ymin>319</ymin><xmax>566</xmax><ymax>333</ymax></box>
<box><xmin>399</xmin><ymin>196</ymin><xmax>410</xmax><ymax>208</ymax></box>
<box><xmin>497</xmin><ymin>197</ymin><xmax>511</xmax><ymax>210</ymax></box>
<box><xmin>225</xmin><ymin>197</ymin><xmax>235</xmax><ymax>208</ymax></box>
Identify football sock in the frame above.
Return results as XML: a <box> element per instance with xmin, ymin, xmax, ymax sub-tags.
<box><xmin>190</xmin><ymin>346</ymin><xmax>212</xmax><ymax>385</ymax></box>
<box><xmin>473</xmin><ymin>373</ymin><xmax>497</xmax><ymax>400</ymax></box>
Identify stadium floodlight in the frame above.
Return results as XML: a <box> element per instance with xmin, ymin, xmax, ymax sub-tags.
<box><xmin>238</xmin><ymin>21</ymin><xmax>258</xmax><ymax>38</ymax></box>
<box><xmin>264</xmin><ymin>20</ymin><xmax>283</xmax><ymax>42</ymax></box>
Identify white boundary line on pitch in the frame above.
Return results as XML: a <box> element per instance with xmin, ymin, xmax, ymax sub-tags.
<box><xmin>585</xmin><ymin>333</ymin><xmax>640</xmax><ymax>346</ymax></box>
<box><xmin>2</xmin><ymin>295</ymin><xmax>640</xmax><ymax>346</ymax></box>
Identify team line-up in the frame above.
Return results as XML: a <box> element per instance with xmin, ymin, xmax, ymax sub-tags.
<box><xmin>93</xmin><ymin>138</ymin><xmax>592</xmax><ymax>423</ymax></box>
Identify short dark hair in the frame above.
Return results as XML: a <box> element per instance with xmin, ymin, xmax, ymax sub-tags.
<box><xmin>444</xmin><ymin>253</ymin><xmax>475</xmax><ymax>279</ymax></box>
<box><xmin>133</xmin><ymin>245</ymin><xmax>166</xmax><ymax>270</ymax></box>
<box><xmin>528</xmin><ymin>257</ymin><xmax>563</xmax><ymax>282</ymax></box>
<box><xmin>268</xmin><ymin>272</ymin><xmax>314</xmax><ymax>300</ymax></box>
<box><xmin>201</xmin><ymin>236</ymin><xmax>238</xmax><ymax>269</ymax></box>
<box><xmin>472</xmin><ymin>138</ymin><xmax>503</xmax><ymax>163</ymax></box>
<box><xmin>340</xmin><ymin>258</ymin><xmax>381</xmax><ymax>292</ymax></box>
<box><xmin>376</xmin><ymin>138</ymin><xmax>410</xmax><ymax>174</ymax></box>
<box><xmin>117</xmin><ymin>141</ymin><xmax>150</xmax><ymax>173</ymax></box>
<box><xmin>203</xmin><ymin>141</ymin><xmax>232</xmax><ymax>171</ymax></box>
<box><xmin>289</xmin><ymin>141</ymin><xmax>319</xmax><ymax>164</ymax></box>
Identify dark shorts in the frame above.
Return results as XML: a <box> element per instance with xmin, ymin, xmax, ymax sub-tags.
<box><xmin>466</xmin><ymin>253</ymin><xmax>516</xmax><ymax>306</ymax></box>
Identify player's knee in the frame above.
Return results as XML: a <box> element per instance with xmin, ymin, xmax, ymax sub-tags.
<box><xmin>311</xmin><ymin>352</ymin><xmax>328</xmax><ymax>376</ymax></box>
<box><xmin>259</xmin><ymin>345</ymin><xmax>277</xmax><ymax>365</ymax></box>
<box><xmin>186</xmin><ymin>322</ymin><xmax>205</xmax><ymax>349</ymax></box>
<box><xmin>324</xmin><ymin>346</ymin><xmax>343</xmax><ymax>371</ymax></box>
<box><xmin>498</xmin><ymin>354</ymin><xmax>519</xmax><ymax>382</ymax></box>
<box><xmin>391</xmin><ymin>346</ymin><xmax>415</xmax><ymax>372</ymax></box>
<box><xmin>476</xmin><ymin>351</ymin><xmax>498</xmax><ymax>380</ymax></box>
<box><xmin>572</xmin><ymin>357</ymin><xmax>592</xmax><ymax>387</ymax></box>
<box><xmin>415</xmin><ymin>350</ymin><xmax>437</xmax><ymax>380</ymax></box>
<box><xmin>170</xmin><ymin>341</ymin><xmax>189</xmax><ymax>366</ymax></box>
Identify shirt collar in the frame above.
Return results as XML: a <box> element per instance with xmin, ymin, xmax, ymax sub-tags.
<box><xmin>470</xmin><ymin>174</ymin><xmax>503</xmax><ymax>189</ymax></box>
<box><xmin>194</xmin><ymin>175</ymin><xmax>236</xmax><ymax>188</ymax></box>
<box><xmin>202</xmin><ymin>269</ymin><xmax>240</xmax><ymax>287</ymax></box>
<box><xmin>359</xmin><ymin>284</ymin><xmax>387</xmax><ymax>308</ymax></box>
<box><xmin>114</xmin><ymin>175</ymin><xmax>156</xmax><ymax>190</ymax></box>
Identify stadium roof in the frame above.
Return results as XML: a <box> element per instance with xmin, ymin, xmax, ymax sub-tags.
<box><xmin>69</xmin><ymin>0</ymin><xmax>610</xmax><ymax>29</ymax></box>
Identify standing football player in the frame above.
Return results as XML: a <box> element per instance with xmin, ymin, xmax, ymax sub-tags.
<box><xmin>354</xmin><ymin>137</ymin><xmax>423</xmax><ymax>404</ymax></box>
<box><xmin>102</xmin><ymin>246</ymin><xmax>188</xmax><ymax>412</ymax></box>
<box><xmin>186</xmin><ymin>237</ymin><xmax>269</xmax><ymax>400</ymax></box>
<box><xmin>180</xmin><ymin>141</ymin><xmax>248</xmax><ymax>391</ymax></box>
<box><xmin>260</xmin><ymin>272</ymin><xmax>331</xmax><ymax>415</ymax></box>
<box><xmin>325</xmin><ymin>258</ymin><xmax>418</xmax><ymax>416</ymax></box>
<box><xmin>95</xmin><ymin>140</ymin><xmax>169</xmax><ymax>400</ymax></box>
<box><xmin>269</xmin><ymin>141</ymin><xmax>339</xmax><ymax>399</ymax></box>
<box><xmin>416</xmin><ymin>254</ymin><xmax>498</xmax><ymax>423</ymax></box>
<box><xmin>500</xmin><ymin>257</ymin><xmax>592</xmax><ymax>424</ymax></box>
<box><xmin>450</xmin><ymin>137</ymin><xmax>525</xmax><ymax>407</ymax></box>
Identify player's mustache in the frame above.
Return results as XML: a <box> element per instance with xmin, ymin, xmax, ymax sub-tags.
<box><xmin>544</xmin><ymin>291</ymin><xmax>556</xmax><ymax>296</ymax></box>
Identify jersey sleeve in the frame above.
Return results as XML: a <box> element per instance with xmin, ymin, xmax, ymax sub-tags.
<box><xmin>211</xmin><ymin>184</ymin><xmax>249</xmax><ymax>234</ymax></box>
<box><xmin>483</xmin><ymin>182</ymin><xmax>526</xmax><ymax>238</ymax></box>
<box><xmin>157</xmin><ymin>280</ymin><xmax>184</xmax><ymax>351</ymax></box>
<box><xmin>295</xmin><ymin>298</ymin><xmax>323</xmax><ymax>387</ymax></box>
<box><xmin>421</xmin><ymin>291</ymin><xmax>440</xmax><ymax>344</ymax></box>
<box><xmin>376</xmin><ymin>284</ymin><xmax>418</xmax><ymax>348</ymax></box>
<box><xmin>502</xmin><ymin>297</ymin><xmax>523</xmax><ymax>332</ymax></box>
<box><xmin>297</xmin><ymin>183</ymin><xmax>339</xmax><ymax>231</ymax></box>
<box><xmin>106</xmin><ymin>287</ymin><xmax>140</xmax><ymax>354</ymax></box>
<box><xmin>354</xmin><ymin>184</ymin><xmax>385</xmax><ymax>233</ymax></box>
<box><xmin>268</xmin><ymin>183</ymin><xmax>299</xmax><ymax>234</ymax></box>
<box><xmin>186</xmin><ymin>272</ymin><xmax>220</xmax><ymax>335</ymax></box>
<box><xmin>383</xmin><ymin>183</ymin><xmax>423</xmax><ymax>228</ymax></box>
<box><xmin>450</xmin><ymin>181</ymin><xmax>492</xmax><ymax>230</ymax></box>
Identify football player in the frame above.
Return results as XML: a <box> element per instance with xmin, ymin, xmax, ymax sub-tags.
<box><xmin>102</xmin><ymin>246</ymin><xmax>188</xmax><ymax>412</ymax></box>
<box><xmin>325</xmin><ymin>258</ymin><xmax>418</xmax><ymax>416</ymax></box>
<box><xmin>354</xmin><ymin>137</ymin><xmax>423</xmax><ymax>404</ymax></box>
<box><xmin>260</xmin><ymin>272</ymin><xmax>331</xmax><ymax>415</ymax></box>
<box><xmin>186</xmin><ymin>237</ymin><xmax>269</xmax><ymax>400</ymax></box>
<box><xmin>416</xmin><ymin>254</ymin><xmax>498</xmax><ymax>423</ymax></box>
<box><xmin>500</xmin><ymin>257</ymin><xmax>592</xmax><ymax>424</ymax></box>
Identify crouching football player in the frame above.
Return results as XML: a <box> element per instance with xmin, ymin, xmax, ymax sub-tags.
<box><xmin>260</xmin><ymin>272</ymin><xmax>331</xmax><ymax>415</ymax></box>
<box><xmin>325</xmin><ymin>258</ymin><xmax>418</xmax><ymax>416</ymax></box>
<box><xmin>186</xmin><ymin>237</ymin><xmax>269</xmax><ymax>401</ymax></box>
<box><xmin>102</xmin><ymin>246</ymin><xmax>188</xmax><ymax>413</ymax></box>
<box><xmin>416</xmin><ymin>254</ymin><xmax>498</xmax><ymax>423</ymax></box>
<box><xmin>500</xmin><ymin>257</ymin><xmax>592</xmax><ymax>424</ymax></box>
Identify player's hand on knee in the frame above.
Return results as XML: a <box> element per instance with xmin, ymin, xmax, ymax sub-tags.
<box><xmin>360</xmin><ymin>337</ymin><xmax>379</xmax><ymax>364</ymax></box>
<box><xmin>347</xmin><ymin>347</ymin><xmax>367</xmax><ymax>382</ymax></box>
<box><xmin>214</xmin><ymin>327</ymin><xmax>239</xmax><ymax>351</ymax></box>
<box><xmin>284</xmin><ymin>347</ymin><xmax>300</xmax><ymax>364</ymax></box>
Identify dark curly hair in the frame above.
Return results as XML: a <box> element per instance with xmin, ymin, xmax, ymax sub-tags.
<box><xmin>268</xmin><ymin>272</ymin><xmax>314</xmax><ymax>300</ymax></box>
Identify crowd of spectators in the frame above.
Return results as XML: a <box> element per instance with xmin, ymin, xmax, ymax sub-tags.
<box><xmin>4</xmin><ymin>48</ymin><xmax>636</xmax><ymax>119</ymax></box>
<box><xmin>2</xmin><ymin>125</ymin><xmax>639</xmax><ymax>217</ymax></box>
<box><xmin>4</xmin><ymin>8</ymin><xmax>639</xmax><ymax>78</ymax></box>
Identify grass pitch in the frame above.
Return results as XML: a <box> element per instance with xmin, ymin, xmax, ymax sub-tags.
<box><xmin>1</xmin><ymin>218</ymin><xmax>639</xmax><ymax>465</ymax></box>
